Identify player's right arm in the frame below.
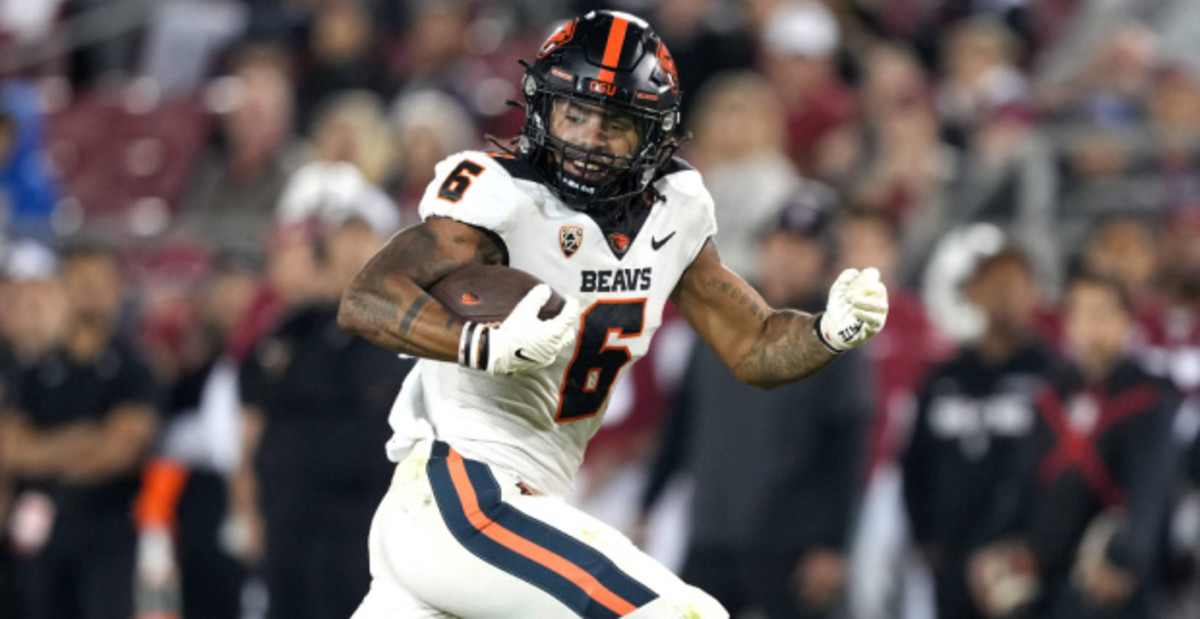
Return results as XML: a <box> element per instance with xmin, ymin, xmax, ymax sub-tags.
<box><xmin>671</xmin><ymin>239</ymin><xmax>887</xmax><ymax>389</ymax></box>
<box><xmin>337</xmin><ymin>216</ymin><xmax>505</xmax><ymax>361</ymax></box>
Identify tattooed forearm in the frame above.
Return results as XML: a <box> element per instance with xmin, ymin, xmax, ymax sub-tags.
<box><xmin>673</xmin><ymin>239</ymin><xmax>838</xmax><ymax>390</ymax></box>
<box><xmin>731</xmin><ymin>310</ymin><xmax>836</xmax><ymax>389</ymax></box>
<box><xmin>702</xmin><ymin>276</ymin><xmax>769</xmax><ymax>322</ymax></box>
<box><xmin>338</xmin><ymin>218</ymin><xmax>500</xmax><ymax>361</ymax></box>
<box><xmin>340</xmin><ymin>281</ymin><xmax>457</xmax><ymax>359</ymax></box>
<box><xmin>399</xmin><ymin>295</ymin><xmax>431</xmax><ymax>335</ymax></box>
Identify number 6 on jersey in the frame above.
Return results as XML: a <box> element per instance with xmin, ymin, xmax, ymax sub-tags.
<box><xmin>555</xmin><ymin>299</ymin><xmax>646</xmax><ymax>422</ymax></box>
<box><xmin>437</xmin><ymin>160</ymin><xmax>484</xmax><ymax>203</ymax></box>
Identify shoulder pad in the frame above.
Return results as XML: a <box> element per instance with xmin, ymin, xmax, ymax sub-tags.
<box><xmin>418</xmin><ymin>151</ymin><xmax>525</xmax><ymax>234</ymax></box>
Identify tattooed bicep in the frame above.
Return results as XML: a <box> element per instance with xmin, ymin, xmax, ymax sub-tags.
<box><xmin>435</xmin><ymin>217</ymin><xmax>508</xmax><ymax>270</ymax></box>
<box><xmin>363</xmin><ymin>217</ymin><xmax>507</xmax><ymax>288</ymax></box>
<box><xmin>465</xmin><ymin>223</ymin><xmax>508</xmax><ymax>266</ymax></box>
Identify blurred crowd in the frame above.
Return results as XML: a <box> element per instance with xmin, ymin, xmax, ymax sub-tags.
<box><xmin>0</xmin><ymin>0</ymin><xmax>1198</xmax><ymax>618</ymax></box>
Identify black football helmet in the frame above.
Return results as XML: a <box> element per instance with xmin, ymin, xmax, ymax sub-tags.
<box><xmin>517</xmin><ymin>11</ymin><xmax>684</xmax><ymax>211</ymax></box>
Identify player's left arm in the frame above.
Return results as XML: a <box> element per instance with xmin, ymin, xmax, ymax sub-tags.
<box><xmin>337</xmin><ymin>216</ymin><xmax>505</xmax><ymax>360</ymax></box>
<box><xmin>670</xmin><ymin>239</ymin><xmax>888</xmax><ymax>389</ymax></box>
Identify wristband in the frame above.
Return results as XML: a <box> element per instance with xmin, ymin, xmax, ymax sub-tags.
<box><xmin>813</xmin><ymin>314</ymin><xmax>843</xmax><ymax>355</ymax></box>
<box><xmin>458</xmin><ymin>321</ymin><xmax>490</xmax><ymax>370</ymax></box>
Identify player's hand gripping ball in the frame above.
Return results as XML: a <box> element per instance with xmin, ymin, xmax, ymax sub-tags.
<box><xmin>430</xmin><ymin>264</ymin><xmax>579</xmax><ymax>375</ymax></box>
<box><xmin>816</xmin><ymin>267</ymin><xmax>889</xmax><ymax>353</ymax></box>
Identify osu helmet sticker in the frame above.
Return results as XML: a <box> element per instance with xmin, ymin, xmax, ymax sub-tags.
<box><xmin>656</xmin><ymin>43</ymin><xmax>680</xmax><ymax>93</ymax></box>
<box><xmin>538</xmin><ymin>20</ymin><xmax>577</xmax><ymax>59</ymax></box>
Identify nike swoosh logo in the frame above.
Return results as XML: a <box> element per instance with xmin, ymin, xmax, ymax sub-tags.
<box><xmin>514</xmin><ymin>348</ymin><xmax>535</xmax><ymax>362</ymax></box>
<box><xmin>650</xmin><ymin>231</ymin><xmax>676</xmax><ymax>250</ymax></box>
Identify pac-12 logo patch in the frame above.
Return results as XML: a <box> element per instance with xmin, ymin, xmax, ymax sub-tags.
<box><xmin>560</xmin><ymin>225</ymin><xmax>583</xmax><ymax>258</ymax></box>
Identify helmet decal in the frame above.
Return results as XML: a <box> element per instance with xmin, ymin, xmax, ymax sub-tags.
<box><xmin>656</xmin><ymin>42</ymin><xmax>680</xmax><ymax>94</ymax></box>
<box><xmin>538</xmin><ymin>19</ymin><xmax>577</xmax><ymax>59</ymax></box>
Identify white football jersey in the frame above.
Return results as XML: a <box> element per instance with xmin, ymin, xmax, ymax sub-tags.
<box><xmin>384</xmin><ymin>150</ymin><xmax>717</xmax><ymax>497</ymax></box>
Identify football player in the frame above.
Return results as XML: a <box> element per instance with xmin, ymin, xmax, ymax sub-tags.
<box><xmin>339</xmin><ymin>10</ymin><xmax>888</xmax><ymax>619</ymax></box>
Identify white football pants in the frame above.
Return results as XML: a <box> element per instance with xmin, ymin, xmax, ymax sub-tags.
<box><xmin>351</xmin><ymin>440</ymin><xmax>726</xmax><ymax>619</ymax></box>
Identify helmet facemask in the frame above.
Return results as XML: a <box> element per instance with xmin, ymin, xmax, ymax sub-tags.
<box><xmin>520</xmin><ymin>89</ymin><xmax>676</xmax><ymax>211</ymax></box>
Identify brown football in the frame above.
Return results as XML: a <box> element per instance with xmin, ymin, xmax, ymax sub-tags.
<box><xmin>426</xmin><ymin>264</ymin><xmax>566</xmax><ymax>323</ymax></box>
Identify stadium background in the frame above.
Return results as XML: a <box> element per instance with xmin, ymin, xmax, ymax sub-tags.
<box><xmin>0</xmin><ymin>0</ymin><xmax>1198</xmax><ymax>618</ymax></box>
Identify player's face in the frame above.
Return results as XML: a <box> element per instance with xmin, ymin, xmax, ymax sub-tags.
<box><xmin>548</xmin><ymin>99</ymin><xmax>641</xmax><ymax>181</ymax></box>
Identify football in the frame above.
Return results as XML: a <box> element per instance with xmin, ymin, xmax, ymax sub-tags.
<box><xmin>426</xmin><ymin>263</ymin><xmax>567</xmax><ymax>323</ymax></box>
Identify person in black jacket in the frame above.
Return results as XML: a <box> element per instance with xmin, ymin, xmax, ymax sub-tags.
<box><xmin>973</xmin><ymin>272</ymin><xmax>1181</xmax><ymax>619</ymax></box>
<box><xmin>902</xmin><ymin>246</ymin><xmax>1056</xmax><ymax>619</ymax></box>
<box><xmin>638</xmin><ymin>189</ymin><xmax>872</xmax><ymax>619</ymax></box>
<box><xmin>0</xmin><ymin>240</ymin><xmax>161</xmax><ymax>619</ymax></box>
<box><xmin>0</xmin><ymin>240</ymin><xmax>66</xmax><ymax>618</ymax></box>
<box><xmin>233</xmin><ymin>216</ymin><xmax>413</xmax><ymax>619</ymax></box>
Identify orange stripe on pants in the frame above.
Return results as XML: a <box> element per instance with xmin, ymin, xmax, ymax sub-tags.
<box><xmin>445</xmin><ymin>449</ymin><xmax>638</xmax><ymax>616</ymax></box>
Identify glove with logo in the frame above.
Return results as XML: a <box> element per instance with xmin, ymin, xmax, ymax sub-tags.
<box><xmin>816</xmin><ymin>267</ymin><xmax>889</xmax><ymax>353</ymax></box>
<box><xmin>459</xmin><ymin>285</ymin><xmax>579</xmax><ymax>375</ymax></box>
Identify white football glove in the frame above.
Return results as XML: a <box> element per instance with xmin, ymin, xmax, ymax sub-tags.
<box><xmin>816</xmin><ymin>267</ymin><xmax>889</xmax><ymax>353</ymax></box>
<box><xmin>459</xmin><ymin>285</ymin><xmax>579</xmax><ymax>375</ymax></box>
